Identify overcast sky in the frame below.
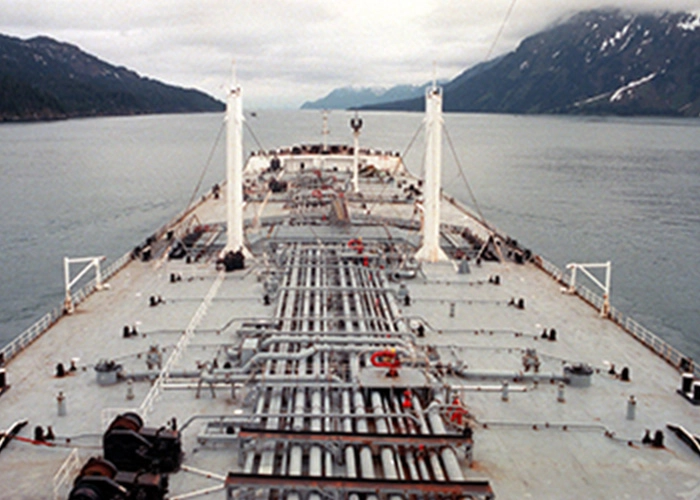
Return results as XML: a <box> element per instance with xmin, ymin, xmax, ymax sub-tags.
<box><xmin>2</xmin><ymin>0</ymin><xmax>699</xmax><ymax>108</ymax></box>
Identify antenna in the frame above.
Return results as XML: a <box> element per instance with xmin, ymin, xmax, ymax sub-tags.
<box><xmin>432</xmin><ymin>60</ymin><xmax>437</xmax><ymax>90</ymax></box>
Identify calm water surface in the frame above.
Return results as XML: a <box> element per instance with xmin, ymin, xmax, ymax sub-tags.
<box><xmin>0</xmin><ymin>111</ymin><xmax>698</xmax><ymax>360</ymax></box>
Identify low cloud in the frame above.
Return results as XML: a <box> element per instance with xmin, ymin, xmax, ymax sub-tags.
<box><xmin>1</xmin><ymin>0</ymin><xmax>698</xmax><ymax>107</ymax></box>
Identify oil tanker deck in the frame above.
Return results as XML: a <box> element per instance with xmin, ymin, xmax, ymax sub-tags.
<box><xmin>1</xmin><ymin>83</ymin><xmax>699</xmax><ymax>500</ymax></box>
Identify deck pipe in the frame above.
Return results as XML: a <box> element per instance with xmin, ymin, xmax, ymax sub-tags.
<box><xmin>243</xmin><ymin>244</ymin><xmax>440</xmax><ymax>497</ymax></box>
<box><xmin>259</xmin><ymin>335</ymin><xmax>409</xmax><ymax>349</ymax></box>
<box><xmin>392</xmin><ymin>393</ymin><xmax>423</xmax><ymax>482</ymax></box>
<box><xmin>354</xmin><ymin>391</ymin><xmax>376</xmax><ymax>479</ymax></box>
<box><xmin>285</xmin><ymin>374</ymin><xmax>305</xmax><ymax>500</ymax></box>
<box><xmin>407</xmin><ymin>394</ymin><xmax>442</xmax><ymax>481</ymax></box>
<box><xmin>381</xmin><ymin>277</ymin><xmax>425</xmax><ymax>483</ymax></box>
<box><xmin>239</xmin><ymin>321</ymin><xmax>417</xmax><ymax>338</ymax></box>
<box><xmin>308</xmin><ymin>249</ymin><xmax>326</xmax><ymax>500</ymax></box>
<box><xmin>409</xmin><ymin>395</ymin><xmax>434</xmax><ymax>482</ymax></box>
<box><xmin>310</xmin><ymin>389</ymin><xmax>323</xmax><ymax>476</ymax></box>
<box><xmin>380</xmin><ymin>283</ymin><xmax>425</xmax><ymax>478</ymax></box>
<box><xmin>426</xmin><ymin>396</ymin><xmax>465</xmax><ymax>481</ymax></box>
<box><xmin>350</xmin><ymin>261</ymin><xmax>378</xmax><ymax>482</ymax></box>
<box><xmin>372</xmin><ymin>391</ymin><xmax>405</xmax><ymax>500</ymax></box>
<box><xmin>342</xmin><ymin>260</ymin><xmax>378</xmax><ymax>499</ymax></box>
<box><xmin>404</xmin><ymin>392</ymin><xmax>446</xmax><ymax>482</ymax></box>
<box><xmin>359</xmin><ymin>257</ymin><xmax>407</xmax><ymax>495</ymax></box>
<box><xmin>453</xmin><ymin>367</ymin><xmax>569</xmax><ymax>383</ymax></box>
<box><xmin>256</xmin><ymin>251</ymin><xmax>298</xmax><ymax>477</ymax></box>
<box><xmin>390</xmin><ymin>392</ymin><xmax>420</xmax><ymax>481</ymax></box>
<box><xmin>343</xmin><ymin>390</ymin><xmax>361</xmax><ymax>500</ymax></box>
<box><xmin>323</xmin><ymin>356</ymin><xmax>334</xmax><ymax>478</ymax></box>
<box><xmin>245</xmin><ymin>266</ymin><xmax>291</xmax><ymax>471</ymax></box>
<box><xmin>339</xmin><ymin>265</ymin><xmax>364</xmax><ymax>500</ymax></box>
<box><xmin>371</xmin><ymin>391</ymin><xmax>400</xmax><ymax>480</ymax></box>
<box><xmin>309</xmin><ymin>333</ymin><xmax>324</xmax><ymax>479</ymax></box>
<box><xmin>339</xmin><ymin>259</ymin><xmax>374</xmax><ymax>485</ymax></box>
<box><xmin>289</xmin><ymin>368</ymin><xmax>306</xmax><ymax>479</ymax></box>
<box><xmin>342</xmin><ymin>390</ymin><xmax>358</xmax><ymax>478</ymax></box>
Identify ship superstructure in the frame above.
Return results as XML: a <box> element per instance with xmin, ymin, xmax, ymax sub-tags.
<box><xmin>1</xmin><ymin>81</ymin><xmax>699</xmax><ymax>500</ymax></box>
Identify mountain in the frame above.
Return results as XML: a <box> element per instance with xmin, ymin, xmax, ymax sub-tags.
<box><xmin>301</xmin><ymin>82</ymin><xmax>445</xmax><ymax>109</ymax></box>
<box><xmin>366</xmin><ymin>10</ymin><xmax>700</xmax><ymax>117</ymax></box>
<box><xmin>0</xmin><ymin>34</ymin><xmax>223</xmax><ymax>122</ymax></box>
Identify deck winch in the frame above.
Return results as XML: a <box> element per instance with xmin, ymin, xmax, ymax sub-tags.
<box><xmin>68</xmin><ymin>457</ymin><xmax>167</xmax><ymax>500</ymax></box>
<box><xmin>103</xmin><ymin>413</ymin><xmax>182</xmax><ymax>474</ymax></box>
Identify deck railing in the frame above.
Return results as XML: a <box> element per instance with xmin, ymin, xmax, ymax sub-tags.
<box><xmin>52</xmin><ymin>448</ymin><xmax>81</xmax><ymax>500</ymax></box>
<box><xmin>535</xmin><ymin>256</ymin><xmax>697</xmax><ymax>378</ymax></box>
<box><xmin>0</xmin><ymin>249</ymin><xmax>134</xmax><ymax>365</ymax></box>
<box><xmin>3</xmin><ymin>190</ymin><xmax>695</xmax><ymax>383</ymax></box>
<box><xmin>0</xmin><ymin>189</ymin><xmax>216</xmax><ymax>366</ymax></box>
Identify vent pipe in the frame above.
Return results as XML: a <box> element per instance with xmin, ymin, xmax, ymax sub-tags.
<box><xmin>225</xmin><ymin>69</ymin><xmax>245</xmax><ymax>253</ymax></box>
<box><xmin>416</xmin><ymin>85</ymin><xmax>448</xmax><ymax>262</ymax></box>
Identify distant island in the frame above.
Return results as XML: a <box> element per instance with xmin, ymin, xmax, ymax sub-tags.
<box><xmin>305</xmin><ymin>9</ymin><xmax>700</xmax><ymax>118</ymax></box>
<box><xmin>0</xmin><ymin>34</ymin><xmax>223</xmax><ymax>122</ymax></box>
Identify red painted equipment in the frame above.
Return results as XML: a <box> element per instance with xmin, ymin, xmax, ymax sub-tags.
<box><xmin>402</xmin><ymin>389</ymin><xmax>413</xmax><ymax>409</ymax></box>
<box><xmin>348</xmin><ymin>238</ymin><xmax>365</xmax><ymax>254</ymax></box>
<box><xmin>371</xmin><ymin>349</ymin><xmax>401</xmax><ymax>377</ymax></box>
<box><xmin>449</xmin><ymin>397</ymin><xmax>469</xmax><ymax>426</ymax></box>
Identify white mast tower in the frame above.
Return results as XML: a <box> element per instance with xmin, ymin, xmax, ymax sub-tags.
<box><xmin>225</xmin><ymin>66</ymin><xmax>245</xmax><ymax>254</ymax></box>
<box><xmin>416</xmin><ymin>83</ymin><xmax>448</xmax><ymax>262</ymax></box>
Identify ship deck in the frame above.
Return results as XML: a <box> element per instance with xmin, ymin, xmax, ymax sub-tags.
<box><xmin>1</xmin><ymin>148</ymin><xmax>699</xmax><ymax>500</ymax></box>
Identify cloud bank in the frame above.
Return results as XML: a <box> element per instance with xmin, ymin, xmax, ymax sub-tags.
<box><xmin>1</xmin><ymin>0</ymin><xmax>698</xmax><ymax>107</ymax></box>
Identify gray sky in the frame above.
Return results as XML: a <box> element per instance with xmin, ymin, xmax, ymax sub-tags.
<box><xmin>2</xmin><ymin>0</ymin><xmax>699</xmax><ymax>108</ymax></box>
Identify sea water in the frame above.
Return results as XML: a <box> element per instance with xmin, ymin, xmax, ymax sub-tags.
<box><xmin>0</xmin><ymin>111</ymin><xmax>698</xmax><ymax>360</ymax></box>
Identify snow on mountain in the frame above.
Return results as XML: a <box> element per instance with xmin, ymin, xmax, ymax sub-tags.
<box><xmin>610</xmin><ymin>72</ymin><xmax>658</xmax><ymax>102</ymax></box>
<box><xmin>366</xmin><ymin>9</ymin><xmax>700</xmax><ymax>117</ymax></box>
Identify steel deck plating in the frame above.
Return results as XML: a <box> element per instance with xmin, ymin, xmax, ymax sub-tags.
<box><xmin>1</xmin><ymin>105</ymin><xmax>699</xmax><ymax>500</ymax></box>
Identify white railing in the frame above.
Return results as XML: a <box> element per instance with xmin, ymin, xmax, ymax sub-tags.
<box><xmin>0</xmin><ymin>188</ymin><xmax>217</xmax><ymax>366</ymax></box>
<box><xmin>0</xmin><ymin>249</ymin><xmax>134</xmax><ymax>365</ymax></box>
<box><xmin>535</xmin><ymin>255</ymin><xmax>698</xmax><ymax>378</ymax></box>
<box><xmin>3</xmin><ymin>187</ymin><xmax>695</xmax><ymax>382</ymax></box>
<box><xmin>52</xmin><ymin>448</ymin><xmax>81</xmax><ymax>500</ymax></box>
<box><xmin>445</xmin><ymin>193</ymin><xmax>693</xmax><ymax>374</ymax></box>
<box><xmin>536</xmin><ymin>256</ymin><xmax>568</xmax><ymax>284</ymax></box>
<box><xmin>138</xmin><ymin>271</ymin><xmax>224</xmax><ymax>421</ymax></box>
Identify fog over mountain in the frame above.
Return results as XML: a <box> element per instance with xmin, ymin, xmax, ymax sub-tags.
<box><xmin>320</xmin><ymin>10</ymin><xmax>700</xmax><ymax>117</ymax></box>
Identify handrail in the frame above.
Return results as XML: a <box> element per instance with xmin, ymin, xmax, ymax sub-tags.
<box><xmin>2</xmin><ymin>185</ymin><xmax>696</xmax><ymax>384</ymax></box>
<box><xmin>0</xmin><ymin>189</ymin><xmax>217</xmax><ymax>366</ymax></box>
<box><xmin>138</xmin><ymin>272</ymin><xmax>224</xmax><ymax>421</ymax></box>
<box><xmin>0</xmin><ymin>249</ymin><xmax>133</xmax><ymax>365</ymax></box>
<box><xmin>534</xmin><ymin>255</ymin><xmax>698</xmax><ymax>378</ymax></box>
<box><xmin>52</xmin><ymin>447</ymin><xmax>81</xmax><ymax>500</ymax></box>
